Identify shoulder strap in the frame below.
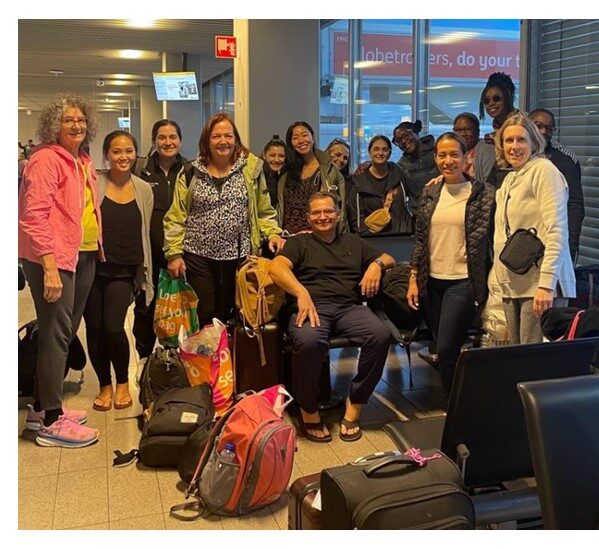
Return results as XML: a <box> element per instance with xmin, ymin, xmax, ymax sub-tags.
<box><xmin>382</xmin><ymin>187</ymin><xmax>397</xmax><ymax>211</ymax></box>
<box><xmin>183</xmin><ymin>161</ymin><xmax>196</xmax><ymax>188</ymax></box>
<box><xmin>132</xmin><ymin>156</ymin><xmax>148</xmax><ymax>177</ymax></box>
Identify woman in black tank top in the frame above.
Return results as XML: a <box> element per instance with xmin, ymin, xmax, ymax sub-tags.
<box><xmin>83</xmin><ymin>131</ymin><xmax>151</xmax><ymax>412</ymax></box>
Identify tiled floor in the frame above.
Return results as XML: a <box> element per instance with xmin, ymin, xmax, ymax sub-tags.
<box><xmin>18</xmin><ymin>285</ymin><xmax>444</xmax><ymax>530</ymax></box>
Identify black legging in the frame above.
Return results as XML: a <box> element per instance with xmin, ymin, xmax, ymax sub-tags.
<box><xmin>183</xmin><ymin>252</ymin><xmax>243</xmax><ymax>327</ymax></box>
<box><xmin>84</xmin><ymin>274</ymin><xmax>134</xmax><ymax>386</ymax></box>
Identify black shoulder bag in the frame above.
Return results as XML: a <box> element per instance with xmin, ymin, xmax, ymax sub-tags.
<box><xmin>498</xmin><ymin>191</ymin><xmax>545</xmax><ymax>275</ymax></box>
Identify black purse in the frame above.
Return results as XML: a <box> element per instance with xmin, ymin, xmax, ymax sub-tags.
<box><xmin>499</xmin><ymin>192</ymin><xmax>545</xmax><ymax>275</ymax></box>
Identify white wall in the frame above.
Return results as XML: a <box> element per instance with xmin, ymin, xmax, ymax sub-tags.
<box><xmin>234</xmin><ymin>20</ymin><xmax>320</xmax><ymax>152</ymax></box>
<box><xmin>18</xmin><ymin>110</ymin><xmax>119</xmax><ymax>168</ymax></box>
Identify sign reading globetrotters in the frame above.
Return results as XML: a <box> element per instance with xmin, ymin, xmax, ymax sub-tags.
<box><xmin>332</xmin><ymin>33</ymin><xmax>520</xmax><ymax>78</ymax></box>
<box><xmin>215</xmin><ymin>35</ymin><xmax>238</xmax><ymax>59</ymax></box>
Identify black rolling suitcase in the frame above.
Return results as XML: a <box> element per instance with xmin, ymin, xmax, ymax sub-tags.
<box><xmin>320</xmin><ymin>450</ymin><xmax>475</xmax><ymax>530</ymax></box>
<box><xmin>288</xmin><ymin>473</ymin><xmax>323</xmax><ymax>530</ymax></box>
<box><xmin>233</xmin><ymin>322</ymin><xmax>282</xmax><ymax>393</ymax></box>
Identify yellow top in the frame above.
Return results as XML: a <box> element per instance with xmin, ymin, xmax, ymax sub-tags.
<box><xmin>79</xmin><ymin>161</ymin><xmax>99</xmax><ymax>251</ymax></box>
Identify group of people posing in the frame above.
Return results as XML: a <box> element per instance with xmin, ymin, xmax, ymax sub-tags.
<box><xmin>18</xmin><ymin>69</ymin><xmax>582</xmax><ymax>447</ymax></box>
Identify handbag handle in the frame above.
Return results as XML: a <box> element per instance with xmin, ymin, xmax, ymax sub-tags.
<box><xmin>363</xmin><ymin>455</ymin><xmax>420</xmax><ymax>477</ymax></box>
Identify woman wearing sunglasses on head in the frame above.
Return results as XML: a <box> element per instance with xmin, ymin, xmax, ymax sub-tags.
<box><xmin>325</xmin><ymin>138</ymin><xmax>351</xmax><ymax>182</ymax></box>
<box><xmin>475</xmin><ymin>72</ymin><xmax>523</xmax><ymax>187</ymax></box>
<box><xmin>277</xmin><ymin>121</ymin><xmax>347</xmax><ymax>235</ymax></box>
<box><xmin>391</xmin><ymin>119</ymin><xmax>439</xmax><ymax>217</ymax></box>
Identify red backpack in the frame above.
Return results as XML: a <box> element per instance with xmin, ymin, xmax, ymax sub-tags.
<box><xmin>171</xmin><ymin>386</ymin><xmax>296</xmax><ymax>519</ymax></box>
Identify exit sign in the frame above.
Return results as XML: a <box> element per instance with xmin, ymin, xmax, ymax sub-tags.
<box><xmin>215</xmin><ymin>35</ymin><xmax>237</xmax><ymax>59</ymax></box>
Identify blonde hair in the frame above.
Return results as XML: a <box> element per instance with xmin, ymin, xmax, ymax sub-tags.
<box><xmin>494</xmin><ymin>114</ymin><xmax>546</xmax><ymax>169</ymax></box>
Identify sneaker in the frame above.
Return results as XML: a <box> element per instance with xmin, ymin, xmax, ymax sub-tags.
<box><xmin>35</xmin><ymin>416</ymin><xmax>98</xmax><ymax>448</ymax></box>
<box><xmin>25</xmin><ymin>404</ymin><xmax>88</xmax><ymax>431</ymax></box>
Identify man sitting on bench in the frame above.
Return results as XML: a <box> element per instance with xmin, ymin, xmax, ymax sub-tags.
<box><xmin>269</xmin><ymin>191</ymin><xmax>395</xmax><ymax>443</ymax></box>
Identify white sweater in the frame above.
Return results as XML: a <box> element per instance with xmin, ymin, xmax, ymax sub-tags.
<box><xmin>493</xmin><ymin>156</ymin><xmax>576</xmax><ymax>298</ymax></box>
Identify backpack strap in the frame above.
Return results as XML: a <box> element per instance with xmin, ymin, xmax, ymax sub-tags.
<box><xmin>183</xmin><ymin>161</ymin><xmax>196</xmax><ymax>187</ymax></box>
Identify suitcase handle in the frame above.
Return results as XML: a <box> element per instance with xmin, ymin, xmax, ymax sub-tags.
<box><xmin>363</xmin><ymin>456</ymin><xmax>419</xmax><ymax>477</ymax></box>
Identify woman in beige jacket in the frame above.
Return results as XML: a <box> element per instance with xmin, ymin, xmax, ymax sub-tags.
<box><xmin>493</xmin><ymin>115</ymin><xmax>576</xmax><ymax>344</ymax></box>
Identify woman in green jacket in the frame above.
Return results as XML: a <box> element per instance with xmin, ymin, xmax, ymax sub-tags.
<box><xmin>163</xmin><ymin>113</ymin><xmax>284</xmax><ymax>326</ymax></box>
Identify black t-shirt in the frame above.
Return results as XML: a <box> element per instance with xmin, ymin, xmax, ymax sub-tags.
<box><xmin>280</xmin><ymin>232</ymin><xmax>381</xmax><ymax>305</ymax></box>
<box><xmin>100</xmin><ymin>197</ymin><xmax>143</xmax><ymax>266</ymax></box>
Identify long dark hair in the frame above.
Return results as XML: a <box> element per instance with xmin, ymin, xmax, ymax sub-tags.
<box><xmin>285</xmin><ymin>121</ymin><xmax>315</xmax><ymax>182</ymax></box>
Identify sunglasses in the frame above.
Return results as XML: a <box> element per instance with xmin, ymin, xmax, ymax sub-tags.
<box><xmin>484</xmin><ymin>94</ymin><xmax>503</xmax><ymax>105</ymax></box>
<box><xmin>329</xmin><ymin>138</ymin><xmax>350</xmax><ymax>148</ymax></box>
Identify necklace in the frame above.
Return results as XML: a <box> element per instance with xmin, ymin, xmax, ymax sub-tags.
<box><xmin>213</xmin><ymin>164</ymin><xmax>231</xmax><ymax>178</ymax></box>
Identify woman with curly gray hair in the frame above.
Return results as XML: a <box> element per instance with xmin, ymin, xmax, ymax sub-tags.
<box><xmin>492</xmin><ymin>114</ymin><xmax>575</xmax><ymax>344</ymax></box>
<box><xmin>18</xmin><ymin>92</ymin><xmax>102</xmax><ymax>448</ymax></box>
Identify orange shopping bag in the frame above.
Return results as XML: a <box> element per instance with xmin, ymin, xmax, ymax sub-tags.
<box><xmin>178</xmin><ymin>319</ymin><xmax>234</xmax><ymax>416</ymax></box>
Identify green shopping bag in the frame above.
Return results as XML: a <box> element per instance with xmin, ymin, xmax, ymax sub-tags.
<box><xmin>153</xmin><ymin>269</ymin><xmax>200</xmax><ymax>347</ymax></box>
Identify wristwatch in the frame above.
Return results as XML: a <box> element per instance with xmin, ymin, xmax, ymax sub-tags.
<box><xmin>374</xmin><ymin>258</ymin><xmax>386</xmax><ymax>271</ymax></box>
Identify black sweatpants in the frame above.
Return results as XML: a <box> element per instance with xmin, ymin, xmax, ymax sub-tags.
<box><xmin>22</xmin><ymin>252</ymin><xmax>97</xmax><ymax>410</ymax></box>
<box><xmin>132</xmin><ymin>253</ymin><xmax>163</xmax><ymax>359</ymax></box>
<box><xmin>84</xmin><ymin>274</ymin><xmax>134</xmax><ymax>387</ymax></box>
<box><xmin>183</xmin><ymin>252</ymin><xmax>244</xmax><ymax>327</ymax></box>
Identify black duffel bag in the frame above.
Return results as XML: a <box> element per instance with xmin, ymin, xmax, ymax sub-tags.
<box><xmin>138</xmin><ymin>383</ymin><xmax>214</xmax><ymax>468</ymax></box>
<box><xmin>320</xmin><ymin>449</ymin><xmax>474</xmax><ymax>530</ymax></box>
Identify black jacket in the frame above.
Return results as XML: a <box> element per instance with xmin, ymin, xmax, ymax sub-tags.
<box><xmin>545</xmin><ymin>144</ymin><xmax>585</xmax><ymax>259</ymax></box>
<box><xmin>410</xmin><ymin>179</ymin><xmax>496</xmax><ymax>307</ymax></box>
<box><xmin>136</xmin><ymin>152</ymin><xmax>187</xmax><ymax>267</ymax></box>
<box><xmin>347</xmin><ymin>162</ymin><xmax>412</xmax><ymax>234</ymax></box>
<box><xmin>397</xmin><ymin>135</ymin><xmax>439</xmax><ymax>214</ymax></box>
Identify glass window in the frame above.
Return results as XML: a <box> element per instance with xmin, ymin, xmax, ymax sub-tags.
<box><xmin>427</xmin><ymin>20</ymin><xmax>521</xmax><ymax>139</ymax></box>
<box><xmin>319</xmin><ymin>20</ymin><xmax>350</xmax><ymax>151</ymax></box>
<box><xmin>319</xmin><ymin>20</ymin><xmax>521</xmax><ymax>164</ymax></box>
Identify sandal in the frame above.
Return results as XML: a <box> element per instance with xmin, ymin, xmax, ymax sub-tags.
<box><xmin>339</xmin><ymin>417</ymin><xmax>362</xmax><ymax>442</ymax></box>
<box><xmin>93</xmin><ymin>387</ymin><xmax>113</xmax><ymax>412</ymax></box>
<box><xmin>299</xmin><ymin>419</ymin><xmax>332</xmax><ymax>443</ymax></box>
<box><xmin>113</xmin><ymin>384</ymin><xmax>133</xmax><ymax>410</ymax></box>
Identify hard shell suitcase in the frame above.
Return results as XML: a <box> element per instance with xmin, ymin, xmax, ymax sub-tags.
<box><xmin>233</xmin><ymin>322</ymin><xmax>282</xmax><ymax>394</ymax></box>
<box><xmin>288</xmin><ymin>473</ymin><xmax>323</xmax><ymax>530</ymax></box>
<box><xmin>320</xmin><ymin>449</ymin><xmax>475</xmax><ymax>530</ymax></box>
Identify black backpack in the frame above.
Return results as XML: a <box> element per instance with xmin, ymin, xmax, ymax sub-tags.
<box><xmin>18</xmin><ymin>320</ymin><xmax>87</xmax><ymax>397</ymax></box>
<box><xmin>381</xmin><ymin>264</ymin><xmax>421</xmax><ymax>331</ymax></box>
<box><xmin>138</xmin><ymin>384</ymin><xmax>214</xmax><ymax>468</ymax></box>
<box><xmin>139</xmin><ymin>347</ymin><xmax>189</xmax><ymax>412</ymax></box>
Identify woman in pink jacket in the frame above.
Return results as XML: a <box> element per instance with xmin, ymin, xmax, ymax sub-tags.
<box><xmin>18</xmin><ymin>93</ymin><xmax>103</xmax><ymax>448</ymax></box>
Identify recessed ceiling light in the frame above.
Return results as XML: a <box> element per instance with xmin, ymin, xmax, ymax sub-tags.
<box><xmin>125</xmin><ymin>19</ymin><xmax>157</xmax><ymax>29</ymax></box>
<box><xmin>49</xmin><ymin>69</ymin><xmax>64</xmax><ymax>76</ymax></box>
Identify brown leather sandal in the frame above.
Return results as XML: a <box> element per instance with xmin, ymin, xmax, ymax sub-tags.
<box><xmin>113</xmin><ymin>384</ymin><xmax>133</xmax><ymax>410</ymax></box>
<box><xmin>93</xmin><ymin>387</ymin><xmax>113</xmax><ymax>412</ymax></box>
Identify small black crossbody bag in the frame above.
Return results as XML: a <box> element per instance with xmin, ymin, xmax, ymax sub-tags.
<box><xmin>498</xmin><ymin>192</ymin><xmax>545</xmax><ymax>275</ymax></box>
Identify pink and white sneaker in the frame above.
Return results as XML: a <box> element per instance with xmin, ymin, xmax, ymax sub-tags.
<box><xmin>35</xmin><ymin>416</ymin><xmax>98</xmax><ymax>448</ymax></box>
<box><xmin>25</xmin><ymin>404</ymin><xmax>88</xmax><ymax>432</ymax></box>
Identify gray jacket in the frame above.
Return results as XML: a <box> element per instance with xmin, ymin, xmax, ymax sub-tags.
<box><xmin>97</xmin><ymin>173</ymin><xmax>155</xmax><ymax>305</ymax></box>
